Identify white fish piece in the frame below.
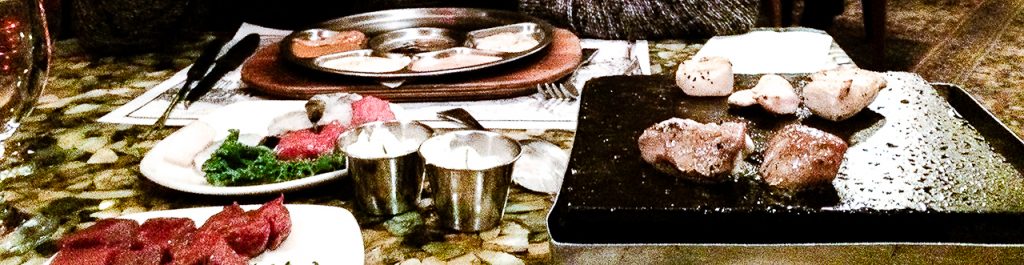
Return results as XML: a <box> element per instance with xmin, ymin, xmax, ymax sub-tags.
<box><xmin>308</xmin><ymin>93</ymin><xmax>362</xmax><ymax>127</ymax></box>
<box><xmin>266</xmin><ymin>93</ymin><xmax>363</xmax><ymax>137</ymax></box>
<box><xmin>266</xmin><ymin>111</ymin><xmax>315</xmax><ymax>137</ymax></box>
<box><xmin>162</xmin><ymin>121</ymin><xmax>215</xmax><ymax>167</ymax></box>
<box><xmin>752</xmin><ymin>74</ymin><xmax>800</xmax><ymax>115</ymax></box>
<box><xmin>803</xmin><ymin>68</ymin><xmax>887</xmax><ymax>121</ymax></box>
<box><xmin>675</xmin><ymin>56</ymin><xmax>735</xmax><ymax>97</ymax></box>
<box><xmin>727</xmin><ymin>89</ymin><xmax>757</xmax><ymax>107</ymax></box>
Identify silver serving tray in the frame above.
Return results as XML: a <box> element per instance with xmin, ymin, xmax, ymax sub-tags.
<box><xmin>280</xmin><ymin>8</ymin><xmax>555</xmax><ymax>78</ymax></box>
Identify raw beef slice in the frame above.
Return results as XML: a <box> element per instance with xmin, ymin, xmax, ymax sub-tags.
<box><xmin>249</xmin><ymin>196</ymin><xmax>292</xmax><ymax>250</ymax></box>
<box><xmin>274</xmin><ymin>122</ymin><xmax>347</xmax><ymax>160</ymax></box>
<box><xmin>137</xmin><ymin>217</ymin><xmax>196</xmax><ymax>251</ymax></box>
<box><xmin>51</xmin><ymin>246</ymin><xmax>124</xmax><ymax>265</ymax></box>
<box><xmin>350</xmin><ymin>96</ymin><xmax>395</xmax><ymax>126</ymax></box>
<box><xmin>59</xmin><ymin>219</ymin><xmax>140</xmax><ymax>249</ymax></box>
<box><xmin>111</xmin><ymin>248</ymin><xmax>163</xmax><ymax>265</ymax></box>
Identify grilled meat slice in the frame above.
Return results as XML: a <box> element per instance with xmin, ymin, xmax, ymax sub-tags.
<box><xmin>752</xmin><ymin>74</ymin><xmax>800</xmax><ymax>115</ymax></box>
<box><xmin>803</xmin><ymin>68</ymin><xmax>887</xmax><ymax>121</ymax></box>
<box><xmin>760</xmin><ymin>124</ymin><xmax>848</xmax><ymax>189</ymax></box>
<box><xmin>638</xmin><ymin>118</ymin><xmax>749</xmax><ymax>182</ymax></box>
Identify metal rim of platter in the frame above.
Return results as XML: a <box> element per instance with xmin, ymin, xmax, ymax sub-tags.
<box><xmin>280</xmin><ymin>8</ymin><xmax>556</xmax><ymax>79</ymax></box>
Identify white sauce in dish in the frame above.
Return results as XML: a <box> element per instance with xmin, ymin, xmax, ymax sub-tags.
<box><xmin>344</xmin><ymin>129</ymin><xmax>420</xmax><ymax>158</ymax></box>
<box><xmin>474</xmin><ymin>32</ymin><xmax>540</xmax><ymax>53</ymax></box>
<box><xmin>409</xmin><ymin>54</ymin><xmax>502</xmax><ymax>72</ymax></box>
<box><xmin>319</xmin><ymin>56</ymin><xmax>409</xmax><ymax>73</ymax></box>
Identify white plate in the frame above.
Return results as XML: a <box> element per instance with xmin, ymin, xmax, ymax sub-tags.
<box><xmin>47</xmin><ymin>204</ymin><xmax>364</xmax><ymax>265</ymax></box>
<box><xmin>140</xmin><ymin>100</ymin><xmax>348</xmax><ymax>195</ymax></box>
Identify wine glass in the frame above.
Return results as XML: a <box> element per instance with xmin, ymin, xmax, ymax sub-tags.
<box><xmin>0</xmin><ymin>0</ymin><xmax>50</xmax><ymax>141</ymax></box>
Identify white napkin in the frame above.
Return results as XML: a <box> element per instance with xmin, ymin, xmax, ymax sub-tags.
<box><xmin>693</xmin><ymin>30</ymin><xmax>836</xmax><ymax>74</ymax></box>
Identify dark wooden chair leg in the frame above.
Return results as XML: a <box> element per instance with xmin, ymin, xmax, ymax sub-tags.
<box><xmin>781</xmin><ymin>0</ymin><xmax>794</xmax><ymax>26</ymax></box>
<box><xmin>769</xmin><ymin>0</ymin><xmax>782</xmax><ymax>27</ymax></box>
<box><xmin>863</xmin><ymin>0</ymin><xmax>887</xmax><ymax>61</ymax></box>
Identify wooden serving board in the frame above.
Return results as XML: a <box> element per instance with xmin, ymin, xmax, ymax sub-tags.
<box><xmin>241</xmin><ymin>29</ymin><xmax>582</xmax><ymax>102</ymax></box>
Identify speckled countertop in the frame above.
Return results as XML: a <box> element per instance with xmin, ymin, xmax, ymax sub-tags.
<box><xmin>0</xmin><ymin>32</ymin><xmax>1019</xmax><ymax>265</ymax></box>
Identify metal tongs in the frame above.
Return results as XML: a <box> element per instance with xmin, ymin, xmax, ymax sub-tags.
<box><xmin>150</xmin><ymin>33</ymin><xmax>261</xmax><ymax>130</ymax></box>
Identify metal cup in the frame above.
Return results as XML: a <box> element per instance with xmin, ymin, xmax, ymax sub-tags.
<box><xmin>337</xmin><ymin>121</ymin><xmax>433</xmax><ymax>216</ymax></box>
<box><xmin>419</xmin><ymin>130</ymin><xmax>522</xmax><ymax>232</ymax></box>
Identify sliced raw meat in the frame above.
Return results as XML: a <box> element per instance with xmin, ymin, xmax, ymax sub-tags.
<box><xmin>208</xmin><ymin>239</ymin><xmax>250</xmax><ymax>265</ymax></box>
<box><xmin>111</xmin><ymin>248</ymin><xmax>163</xmax><ymax>265</ymax></box>
<box><xmin>638</xmin><ymin>118</ymin><xmax>749</xmax><ymax>182</ymax></box>
<box><xmin>169</xmin><ymin>231</ymin><xmax>222</xmax><ymax>265</ymax></box>
<box><xmin>248</xmin><ymin>196</ymin><xmax>291</xmax><ymax>250</ymax></box>
<box><xmin>51</xmin><ymin>246</ymin><xmax>124</xmax><ymax>265</ymax></box>
<box><xmin>221</xmin><ymin>215</ymin><xmax>271</xmax><ymax>257</ymax></box>
<box><xmin>200</xmin><ymin>203</ymin><xmax>244</xmax><ymax>232</ymax></box>
<box><xmin>350</xmin><ymin>96</ymin><xmax>396</xmax><ymax>126</ymax></box>
<box><xmin>760</xmin><ymin>124</ymin><xmax>848</xmax><ymax>189</ymax></box>
<box><xmin>273</xmin><ymin>122</ymin><xmax>347</xmax><ymax>160</ymax></box>
<box><xmin>803</xmin><ymin>68</ymin><xmax>888</xmax><ymax>121</ymax></box>
<box><xmin>59</xmin><ymin>219</ymin><xmax>140</xmax><ymax>249</ymax></box>
<box><xmin>675</xmin><ymin>56</ymin><xmax>734</xmax><ymax>97</ymax></box>
<box><xmin>137</xmin><ymin>217</ymin><xmax>195</xmax><ymax>252</ymax></box>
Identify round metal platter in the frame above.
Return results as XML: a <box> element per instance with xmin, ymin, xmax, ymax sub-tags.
<box><xmin>280</xmin><ymin>8</ymin><xmax>556</xmax><ymax>78</ymax></box>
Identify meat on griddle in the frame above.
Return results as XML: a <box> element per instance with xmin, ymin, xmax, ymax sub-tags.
<box><xmin>760</xmin><ymin>124</ymin><xmax>848</xmax><ymax>189</ymax></box>
<box><xmin>638</xmin><ymin>118</ymin><xmax>750</xmax><ymax>182</ymax></box>
<box><xmin>803</xmin><ymin>68</ymin><xmax>888</xmax><ymax>121</ymax></box>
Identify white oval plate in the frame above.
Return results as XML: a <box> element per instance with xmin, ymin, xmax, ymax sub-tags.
<box><xmin>46</xmin><ymin>204</ymin><xmax>364</xmax><ymax>265</ymax></box>
<box><xmin>140</xmin><ymin>100</ymin><xmax>348</xmax><ymax>196</ymax></box>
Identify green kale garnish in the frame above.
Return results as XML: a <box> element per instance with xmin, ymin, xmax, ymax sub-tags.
<box><xmin>202</xmin><ymin>129</ymin><xmax>345</xmax><ymax>186</ymax></box>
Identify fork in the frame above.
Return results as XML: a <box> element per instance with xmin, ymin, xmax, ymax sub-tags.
<box><xmin>537</xmin><ymin>48</ymin><xmax>599</xmax><ymax>101</ymax></box>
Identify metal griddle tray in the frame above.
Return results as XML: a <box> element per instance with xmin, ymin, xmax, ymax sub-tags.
<box><xmin>548</xmin><ymin>73</ymin><xmax>1024</xmax><ymax>264</ymax></box>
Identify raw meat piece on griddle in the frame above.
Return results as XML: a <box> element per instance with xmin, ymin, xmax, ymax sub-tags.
<box><xmin>273</xmin><ymin>122</ymin><xmax>347</xmax><ymax>160</ymax></box>
<box><xmin>111</xmin><ymin>248</ymin><xmax>163</xmax><ymax>265</ymax></box>
<box><xmin>137</xmin><ymin>217</ymin><xmax>195</xmax><ymax>252</ymax></box>
<box><xmin>59</xmin><ymin>218</ymin><xmax>140</xmax><ymax>249</ymax></box>
<box><xmin>351</xmin><ymin>95</ymin><xmax>396</xmax><ymax>126</ymax></box>
<box><xmin>638</xmin><ymin>118</ymin><xmax>750</xmax><ymax>182</ymax></box>
<box><xmin>248</xmin><ymin>196</ymin><xmax>291</xmax><ymax>250</ymax></box>
<box><xmin>675</xmin><ymin>56</ymin><xmax>735</xmax><ymax>97</ymax></box>
<box><xmin>51</xmin><ymin>246</ymin><xmax>124</xmax><ymax>265</ymax></box>
<box><xmin>803</xmin><ymin>68</ymin><xmax>887</xmax><ymax>121</ymax></box>
<box><xmin>760</xmin><ymin>124</ymin><xmax>848</xmax><ymax>189</ymax></box>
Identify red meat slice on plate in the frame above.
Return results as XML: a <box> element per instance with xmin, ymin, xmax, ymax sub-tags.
<box><xmin>51</xmin><ymin>246</ymin><xmax>123</xmax><ymax>265</ymax></box>
<box><xmin>221</xmin><ymin>215</ymin><xmax>271</xmax><ymax>257</ymax></box>
<box><xmin>208</xmin><ymin>236</ymin><xmax>250</xmax><ymax>265</ymax></box>
<box><xmin>200</xmin><ymin>203</ymin><xmax>244</xmax><ymax>232</ymax></box>
<box><xmin>59</xmin><ymin>219</ymin><xmax>140</xmax><ymax>249</ymax></box>
<box><xmin>111</xmin><ymin>248</ymin><xmax>163</xmax><ymax>265</ymax></box>
<box><xmin>274</xmin><ymin>122</ymin><xmax>347</xmax><ymax>160</ymax></box>
<box><xmin>351</xmin><ymin>95</ymin><xmax>396</xmax><ymax>126</ymax></box>
<box><xmin>137</xmin><ymin>217</ymin><xmax>195</xmax><ymax>253</ymax></box>
<box><xmin>169</xmin><ymin>231</ymin><xmax>222</xmax><ymax>265</ymax></box>
<box><xmin>248</xmin><ymin>196</ymin><xmax>291</xmax><ymax>250</ymax></box>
